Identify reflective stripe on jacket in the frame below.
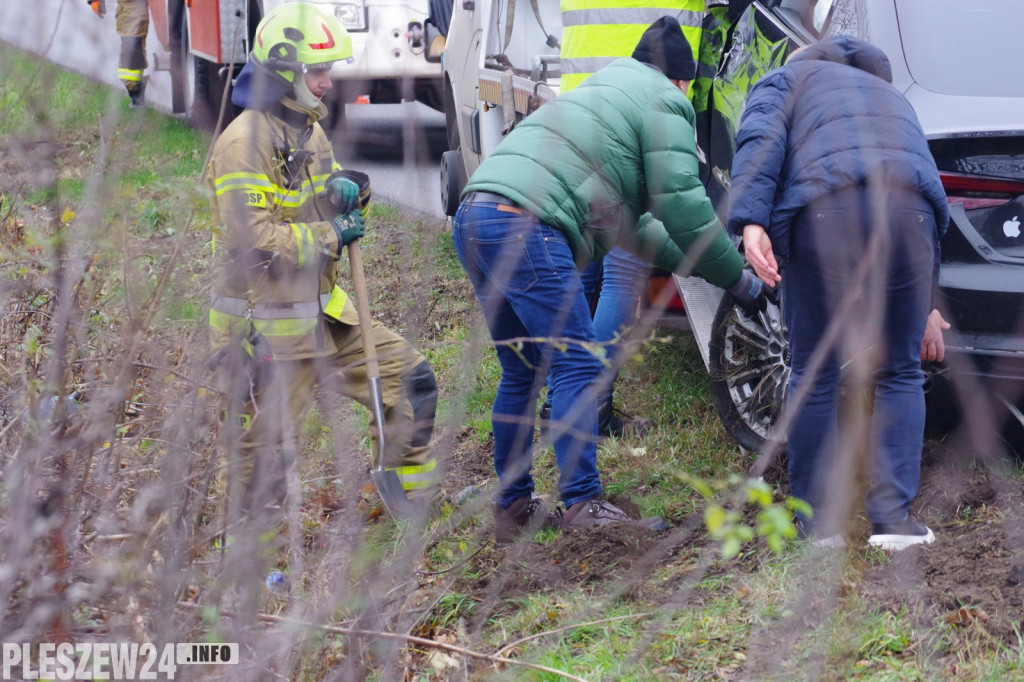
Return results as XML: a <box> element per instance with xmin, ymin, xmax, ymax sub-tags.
<box><xmin>560</xmin><ymin>0</ymin><xmax>705</xmax><ymax>92</ymax></box>
<box><xmin>206</xmin><ymin>98</ymin><xmax>358</xmax><ymax>359</ymax></box>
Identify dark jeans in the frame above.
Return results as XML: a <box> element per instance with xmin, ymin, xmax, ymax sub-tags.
<box><xmin>553</xmin><ymin>246</ymin><xmax>650</xmax><ymax>405</ymax></box>
<box><xmin>452</xmin><ymin>198</ymin><xmax>605</xmax><ymax>509</ymax></box>
<box><xmin>784</xmin><ymin>185</ymin><xmax>938</xmax><ymax>527</ymax></box>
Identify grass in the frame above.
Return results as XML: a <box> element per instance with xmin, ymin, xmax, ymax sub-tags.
<box><xmin>4</xmin><ymin>42</ymin><xmax>1024</xmax><ymax>681</ymax></box>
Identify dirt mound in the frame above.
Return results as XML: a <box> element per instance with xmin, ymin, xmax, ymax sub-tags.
<box><xmin>447</xmin><ymin>431</ymin><xmax>1024</xmax><ymax>653</ymax></box>
<box><xmin>860</xmin><ymin>448</ymin><xmax>1024</xmax><ymax>644</ymax></box>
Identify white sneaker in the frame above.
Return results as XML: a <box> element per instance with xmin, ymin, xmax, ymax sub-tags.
<box><xmin>868</xmin><ymin>517</ymin><xmax>935</xmax><ymax>551</ymax></box>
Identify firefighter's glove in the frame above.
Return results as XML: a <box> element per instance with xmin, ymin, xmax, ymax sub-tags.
<box><xmin>330</xmin><ymin>212</ymin><xmax>366</xmax><ymax>256</ymax></box>
<box><xmin>727</xmin><ymin>269</ymin><xmax>768</xmax><ymax>317</ymax></box>
<box><xmin>322</xmin><ymin>176</ymin><xmax>361</xmax><ymax>215</ymax></box>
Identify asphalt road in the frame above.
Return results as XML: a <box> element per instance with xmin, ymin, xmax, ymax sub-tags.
<box><xmin>0</xmin><ymin>0</ymin><xmax>449</xmax><ymax>220</ymax></box>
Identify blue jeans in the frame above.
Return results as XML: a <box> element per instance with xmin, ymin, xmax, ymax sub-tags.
<box><xmin>784</xmin><ymin>185</ymin><xmax>937</xmax><ymax>528</ymax></box>
<box><xmin>452</xmin><ymin>199</ymin><xmax>605</xmax><ymax>509</ymax></box>
<box><xmin>576</xmin><ymin>247</ymin><xmax>650</xmax><ymax>404</ymax></box>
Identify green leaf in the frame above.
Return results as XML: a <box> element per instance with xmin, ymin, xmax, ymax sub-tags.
<box><xmin>705</xmin><ymin>504</ymin><xmax>726</xmax><ymax>533</ymax></box>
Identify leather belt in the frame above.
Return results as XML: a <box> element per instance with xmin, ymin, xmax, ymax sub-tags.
<box><xmin>464</xmin><ymin>191</ymin><xmax>523</xmax><ymax>214</ymax></box>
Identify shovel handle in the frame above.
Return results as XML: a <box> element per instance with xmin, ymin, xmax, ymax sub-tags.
<box><xmin>347</xmin><ymin>240</ymin><xmax>381</xmax><ymax>379</ymax></box>
<box><xmin>347</xmin><ymin>239</ymin><xmax>387</xmax><ymax>469</ymax></box>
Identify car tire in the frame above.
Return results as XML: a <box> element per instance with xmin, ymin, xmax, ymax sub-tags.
<box><xmin>708</xmin><ymin>293</ymin><xmax>790</xmax><ymax>452</ymax></box>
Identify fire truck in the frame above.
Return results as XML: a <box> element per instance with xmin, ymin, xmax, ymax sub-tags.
<box><xmin>145</xmin><ymin>0</ymin><xmax>448</xmax><ymax>129</ymax></box>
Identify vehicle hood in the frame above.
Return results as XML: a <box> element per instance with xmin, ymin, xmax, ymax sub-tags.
<box><xmin>786</xmin><ymin>35</ymin><xmax>892</xmax><ymax>83</ymax></box>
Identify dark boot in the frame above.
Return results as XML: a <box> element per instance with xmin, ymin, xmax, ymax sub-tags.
<box><xmin>537</xmin><ymin>395</ymin><xmax>552</xmax><ymax>441</ymax></box>
<box><xmin>494</xmin><ymin>495</ymin><xmax>561</xmax><ymax>546</ymax></box>
<box><xmin>597</xmin><ymin>396</ymin><xmax>653</xmax><ymax>439</ymax></box>
<box><xmin>562</xmin><ymin>498</ymin><xmax>668</xmax><ymax>531</ymax></box>
<box><xmin>125</xmin><ymin>80</ymin><xmax>144</xmax><ymax>108</ymax></box>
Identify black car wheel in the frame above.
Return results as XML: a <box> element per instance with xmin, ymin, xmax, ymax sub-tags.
<box><xmin>708</xmin><ymin>293</ymin><xmax>790</xmax><ymax>452</ymax></box>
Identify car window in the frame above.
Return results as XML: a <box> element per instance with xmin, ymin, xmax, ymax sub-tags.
<box><xmin>777</xmin><ymin>0</ymin><xmax>833</xmax><ymax>37</ymax></box>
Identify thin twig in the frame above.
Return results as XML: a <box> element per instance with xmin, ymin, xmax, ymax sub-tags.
<box><xmin>0</xmin><ymin>409</ymin><xmax>27</xmax><ymax>440</ymax></box>
<box><xmin>256</xmin><ymin>612</ymin><xmax>592</xmax><ymax>682</ymax></box>
<box><xmin>176</xmin><ymin>604</ymin><xmax>592</xmax><ymax>682</ymax></box>
<box><xmin>493</xmin><ymin>612</ymin><xmax>653</xmax><ymax>658</ymax></box>
<box><xmin>416</xmin><ymin>543</ymin><xmax>489</xmax><ymax>576</ymax></box>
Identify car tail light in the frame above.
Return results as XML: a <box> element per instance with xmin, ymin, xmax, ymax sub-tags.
<box><xmin>644</xmin><ymin>273</ymin><xmax>686</xmax><ymax>313</ymax></box>
<box><xmin>940</xmin><ymin>172</ymin><xmax>1024</xmax><ymax>209</ymax></box>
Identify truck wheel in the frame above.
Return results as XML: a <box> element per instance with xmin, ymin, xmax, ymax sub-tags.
<box><xmin>708</xmin><ymin>293</ymin><xmax>790</xmax><ymax>452</ymax></box>
<box><xmin>440</xmin><ymin>149</ymin><xmax>464</xmax><ymax>217</ymax></box>
<box><xmin>179</xmin><ymin>20</ymin><xmax>236</xmax><ymax>130</ymax></box>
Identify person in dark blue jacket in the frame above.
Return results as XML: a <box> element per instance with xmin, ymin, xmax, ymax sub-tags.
<box><xmin>727</xmin><ymin>36</ymin><xmax>950</xmax><ymax>551</ymax></box>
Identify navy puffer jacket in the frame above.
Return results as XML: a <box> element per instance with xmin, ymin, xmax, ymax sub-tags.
<box><xmin>726</xmin><ymin>36</ymin><xmax>949</xmax><ymax>259</ymax></box>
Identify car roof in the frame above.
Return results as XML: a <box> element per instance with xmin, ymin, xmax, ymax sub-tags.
<box><xmin>848</xmin><ymin>0</ymin><xmax>1024</xmax><ymax>136</ymax></box>
<box><xmin>894</xmin><ymin>0</ymin><xmax>1024</xmax><ymax>98</ymax></box>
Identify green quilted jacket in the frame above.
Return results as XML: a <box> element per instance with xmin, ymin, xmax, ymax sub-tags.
<box><xmin>463</xmin><ymin>57</ymin><xmax>744</xmax><ymax>288</ymax></box>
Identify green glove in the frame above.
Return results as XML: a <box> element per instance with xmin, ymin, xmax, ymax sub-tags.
<box><xmin>330</xmin><ymin>212</ymin><xmax>365</xmax><ymax>256</ymax></box>
<box><xmin>322</xmin><ymin>176</ymin><xmax>361</xmax><ymax>214</ymax></box>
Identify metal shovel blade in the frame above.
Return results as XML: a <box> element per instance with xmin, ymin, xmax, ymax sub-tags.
<box><xmin>367</xmin><ymin>375</ymin><xmax>417</xmax><ymax>521</ymax></box>
<box><xmin>371</xmin><ymin>468</ymin><xmax>418</xmax><ymax>521</ymax></box>
<box><xmin>348</xmin><ymin>239</ymin><xmax>418</xmax><ymax>522</ymax></box>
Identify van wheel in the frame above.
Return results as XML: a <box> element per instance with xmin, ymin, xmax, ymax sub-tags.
<box><xmin>708</xmin><ymin>293</ymin><xmax>790</xmax><ymax>452</ymax></box>
<box><xmin>440</xmin><ymin>149</ymin><xmax>464</xmax><ymax>217</ymax></box>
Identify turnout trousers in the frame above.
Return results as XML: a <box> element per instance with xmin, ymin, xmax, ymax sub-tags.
<box><xmin>220</xmin><ymin>316</ymin><xmax>440</xmax><ymax>521</ymax></box>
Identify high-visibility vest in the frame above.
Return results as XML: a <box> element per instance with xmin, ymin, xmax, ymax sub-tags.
<box><xmin>560</xmin><ymin>0</ymin><xmax>706</xmax><ymax>93</ymax></box>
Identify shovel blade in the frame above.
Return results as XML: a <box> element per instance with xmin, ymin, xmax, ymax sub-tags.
<box><xmin>371</xmin><ymin>468</ymin><xmax>418</xmax><ymax>521</ymax></box>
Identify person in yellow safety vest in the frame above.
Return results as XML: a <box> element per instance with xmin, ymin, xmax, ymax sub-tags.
<box><xmin>560</xmin><ymin>0</ymin><xmax>706</xmax><ymax>93</ymax></box>
<box><xmin>205</xmin><ymin>2</ymin><xmax>443</xmax><ymax>524</ymax></box>
<box><xmin>543</xmin><ymin>1</ymin><xmax>707</xmax><ymax>438</ymax></box>
<box><xmin>88</xmin><ymin>0</ymin><xmax>150</xmax><ymax>106</ymax></box>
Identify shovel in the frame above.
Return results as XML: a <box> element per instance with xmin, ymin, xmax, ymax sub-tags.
<box><xmin>348</xmin><ymin>240</ymin><xmax>417</xmax><ymax>521</ymax></box>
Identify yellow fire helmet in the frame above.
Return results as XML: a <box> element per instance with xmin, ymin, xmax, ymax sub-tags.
<box><xmin>252</xmin><ymin>2</ymin><xmax>354</xmax><ymax>83</ymax></box>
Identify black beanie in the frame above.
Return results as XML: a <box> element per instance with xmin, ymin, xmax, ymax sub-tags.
<box><xmin>631</xmin><ymin>16</ymin><xmax>697</xmax><ymax>81</ymax></box>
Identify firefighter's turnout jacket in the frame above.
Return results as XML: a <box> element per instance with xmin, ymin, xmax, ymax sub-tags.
<box><xmin>206</xmin><ymin>97</ymin><xmax>357</xmax><ymax>359</ymax></box>
<box><xmin>206</xmin><ymin>95</ymin><xmax>440</xmax><ymax>503</ymax></box>
<box><xmin>560</xmin><ymin>0</ymin><xmax>706</xmax><ymax>92</ymax></box>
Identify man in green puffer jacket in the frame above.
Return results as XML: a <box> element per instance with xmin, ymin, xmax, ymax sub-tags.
<box><xmin>453</xmin><ymin>16</ymin><xmax>765</xmax><ymax>544</ymax></box>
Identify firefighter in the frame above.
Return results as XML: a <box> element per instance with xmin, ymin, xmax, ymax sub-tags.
<box><xmin>205</xmin><ymin>2</ymin><xmax>443</xmax><ymax>525</ymax></box>
<box><xmin>88</xmin><ymin>0</ymin><xmax>150</xmax><ymax>106</ymax></box>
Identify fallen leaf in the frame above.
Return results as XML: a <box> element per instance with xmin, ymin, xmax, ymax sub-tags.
<box><xmin>945</xmin><ymin>607</ymin><xmax>989</xmax><ymax>626</ymax></box>
<box><xmin>427</xmin><ymin>650</ymin><xmax>460</xmax><ymax>673</ymax></box>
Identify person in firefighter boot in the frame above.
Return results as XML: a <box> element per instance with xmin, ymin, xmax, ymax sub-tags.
<box><xmin>88</xmin><ymin>0</ymin><xmax>150</xmax><ymax>107</ymax></box>
<box><xmin>205</xmin><ymin>2</ymin><xmax>443</xmax><ymax>529</ymax></box>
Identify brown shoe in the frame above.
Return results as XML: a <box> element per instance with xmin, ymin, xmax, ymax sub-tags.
<box><xmin>562</xmin><ymin>499</ymin><xmax>668</xmax><ymax>531</ymax></box>
<box><xmin>494</xmin><ymin>495</ymin><xmax>561</xmax><ymax>546</ymax></box>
